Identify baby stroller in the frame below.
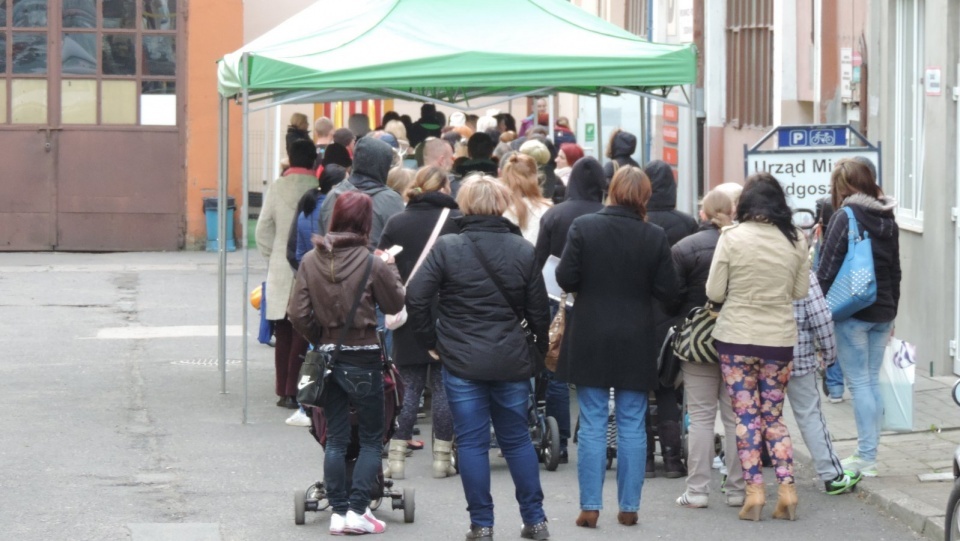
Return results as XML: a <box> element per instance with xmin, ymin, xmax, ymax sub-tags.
<box><xmin>293</xmin><ymin>332</ymin><xmax>415</xmax><ymax>525</ymax></box>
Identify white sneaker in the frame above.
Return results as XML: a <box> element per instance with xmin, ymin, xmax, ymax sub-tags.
<box><xmin>712</xmin><ymin>456</ymin><xmax>723</xmax><ymax>469</ymax></box>
<box><xmin>330</xmin><ymin>513</ymin><xmax>346</xmax><ymax>536</ymax></box>
<box><xmin>344</xmin><ymin>508</ymin><xmax>385</xmax><ymax>534</ymax></box>
<box><xmin>676</xmin><ymin>491</ymin><xmax>709</xmax><ymax>508</ymax></box>
<box><xmin>285</xmin><ymin>408</ymin><xmax>311</xmax><ymax>427</ymax></box>
<box><xmin>829</xmin><ymin>396</ymin><xmax>844</xmax><ymax>404</ymax></box>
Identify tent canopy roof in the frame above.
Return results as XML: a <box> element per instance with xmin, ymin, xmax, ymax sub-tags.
<box><xmin>218</xmin><ymin>0</ymin><xmax>696</xmax><ymax>103</ymax></box>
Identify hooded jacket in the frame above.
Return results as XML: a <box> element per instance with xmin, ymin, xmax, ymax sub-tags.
<box><xmin>644</xmin><ymin>160</ymin><xmax>699</xmax><ymax>246</ymax></box>
<box><xmin>287</xmin><ymin>232</ymin><xmax>404</xmax><ymax>353</ymax></box>
<box><xmin>602</xmin><ymin>131</ymin><xmax>640</xmax><ymax>184</ymax></box>
<box><xmin>534</xmin><ymin>157</ymin><xmax>605</xmax><ymax>270</ymax></box>
<box><xmin>255</xmin><ymin>170</ymin><xmax>317</xmax><ymax>320</ymax></box>
<box><xmin>406</xmin><ymin>215</ymin><xmax>550</xmax><ymax>382</ymax></box>
<box><xmin>817</xmin><ymin>193</ymin><xmax>901</xmax><ymax>323</ymax></box>
<box><xmin>318</xmin><ymin>137</ymin><xmax>404</xmax><ymax>246</ymax></box>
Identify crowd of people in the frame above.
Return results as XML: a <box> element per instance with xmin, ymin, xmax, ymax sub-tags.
<box><xmin>254</xmin><ymin>104</ymin><xmax>900</xmax><ymax>539</ymax></box>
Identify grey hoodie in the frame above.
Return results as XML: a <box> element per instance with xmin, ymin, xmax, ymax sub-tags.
<box><xmin>318</xmin><ymin>136</ymin><xmax>404</xmax><ymax>246</ymax></box>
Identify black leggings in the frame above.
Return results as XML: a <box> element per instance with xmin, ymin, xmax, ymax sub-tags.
<box><xmin>394</xmin><ymin>364</ymin><xmax>454</xmax><ymax>441</ymax></box>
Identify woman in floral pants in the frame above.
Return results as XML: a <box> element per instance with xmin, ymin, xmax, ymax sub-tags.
<box><xmin>705</xmin><ymin>174</ymin><xmax>810</xmax><ymax>521</ymax></box>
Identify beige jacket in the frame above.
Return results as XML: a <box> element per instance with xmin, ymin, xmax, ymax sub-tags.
<box><xmin>705</xmin><ymin>221</ymin><xmax>810</xmax><ymax>347</ymax></box>
<box><xmin>255</xmin><ymin>172</ymin><xmax>316</xmax><ymax>320</ymax></box>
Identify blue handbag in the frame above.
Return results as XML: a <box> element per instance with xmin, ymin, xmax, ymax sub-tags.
<box><xmin>825</xmin><ymin>207</ymin><xmax>877</xmax><ymax>321</ymax></box>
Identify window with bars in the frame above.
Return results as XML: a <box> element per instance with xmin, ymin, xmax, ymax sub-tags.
<box><xmin>0</xmin><ymin>0</ymin><xmax>178</xmax><ymax>126</ymax></box>
<box><xmin>893</xmin><ymin>0</ymin><xmax>924</xmax><ymax>227</ymax></box>
<box><xmin>725</xmin><ymin>0</ymin><xmax>773</xmax><ymax>129</ymax></box>
<box><xmin>624</xmin><ymin>0</ymin><xmax>648</xmax><ymax>38</ymax></box>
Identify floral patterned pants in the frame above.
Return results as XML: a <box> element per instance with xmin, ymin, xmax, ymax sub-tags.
<box><xmin>719</xmin><ymin>354</ymin><xmax>795</xmax><ymax>485</ymax></box>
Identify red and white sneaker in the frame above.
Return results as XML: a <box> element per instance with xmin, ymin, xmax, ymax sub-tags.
<box><xmin>329</xmin><ymin>513</ymin><xmax>346</xmax><ymax>536</ymax></box>
<box><xmin>344</xmin><ymin>508</ymin><xmax>385</xmax><ymax>534</ymax></box>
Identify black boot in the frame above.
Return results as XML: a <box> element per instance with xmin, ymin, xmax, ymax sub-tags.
<box><xmin>659</xmin><ymin>420</ymin><xmax>686</xmax><ymax>479</ymax></box>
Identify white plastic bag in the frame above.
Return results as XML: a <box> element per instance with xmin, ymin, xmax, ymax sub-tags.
<box><xmin>879</xmin><ymin>338</ymin><xmax>915</xmax><ymax>432</ymax></box>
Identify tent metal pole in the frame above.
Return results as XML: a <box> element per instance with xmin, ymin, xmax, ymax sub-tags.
<box><xmin>218</xmin><ymin>94</ymin><xmax>229</xmax><ymax>395</ymax></box>
<box><xmin>548</xmin><ymin>95</ymin><xmax>555</xmax><ymax>139</ymax></box>
<box><xmin>639</xmin><ymin>96</ymin><xmax>648</xmax><ymax>164</ymax></box>
<box><xmin>383</xmin><ymin>87</ymin><xmax>555</xmax><ymax>112</ymax></box>
<box><xmin>272</xmin><ymin>107</ymin><xmax>282</xmax><ymax>183</ymax></box>
<box><xmin>241</xmin><ymin>54</ymin><xmax>251</xmax><ymax>425</ymax></box>
<box><xmin>595</xmin><ymin>93</ymin><xmax>603</xmax><ymax>161</ymax></box>
<box><xmin>607</xmin><ymin>86</ymin><xmax>691</xmax><ymax>109</ymax></box>
<box><xmin>249</xmin><ymin>89</ymin><xmax>341</xmax><ymax>113</ymax></box>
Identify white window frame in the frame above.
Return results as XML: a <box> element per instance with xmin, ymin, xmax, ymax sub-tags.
<box><xmin>893</xmin><ymin>0</ymin><xmax>925</xmax><ymax>232</ymax></box>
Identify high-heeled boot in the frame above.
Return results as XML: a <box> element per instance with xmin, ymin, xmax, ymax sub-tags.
<box><xmin>432</xmin><ymin>439</ymin><xmax>457</xmax><ymax>478</ymax></box>
<box><xmin>738</xmin><ymin>483</ymin><xmax>766</xmax><ymax>521</ymax></box>
<box><xmin>772</xmin><ymin>483</ymin><xmax>798</xmax><ymax>520</ymax></box>
<box><xmin>384</xmin><ymin>439</ymin><xmax>407</xmax><ymax>480</ymax></box>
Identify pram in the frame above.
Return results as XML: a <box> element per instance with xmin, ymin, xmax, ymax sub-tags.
<box><xmin>293</xmin><ymin>333</ymin><xmax>415</xmax><ymax>525</ymax></box>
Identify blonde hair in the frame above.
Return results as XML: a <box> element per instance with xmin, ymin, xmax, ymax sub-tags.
<box><xmin>289</xmin><ymin>112</ymin><xmax>309</xmax><ymax>131</ymax></box>
<box><xmin>314</xmin><ymin>116</ymin><xmax>333</xmax><ymax>137</ymax></box>
<box><xmin>457</xmin><ymin>174</ymin><xmax>511</xmax><ymax>216</ymax></box>
<box><xmin>607</xmin><ymin>166</ymin><xmax>652</xmax><ymax>220</ymax></box>
<box><xmin>700</xmin><ymin>189</ymin><xmax>734</xmax><ymax>228</ymax></box>
<box><xmin>519</xmin><ymin>139</ymin><xmax>550</xmax><ymax>166</ymax></box>
<box><xmin>714</xmin><ymin>182</ymin><xmax>744</xmax><ymax>209</ymax></box>
<box><xmin>501</xmin><ymin>153</ymin><xmax>550</xmax><ymax>230</ymax></box>
<box><xmin>406</xmin><ymin>166</ymin><xmax>448</xmax><ymax>198</ymax></box>
<box><xmin>384</xmin><ymin>120</ymin><xmax>407</xmax><ymax>143</ymax></box>
<box><xmin>387</xmin><ymin>167</ymin><xmax>415</xmax><ymax>200</ymax></box>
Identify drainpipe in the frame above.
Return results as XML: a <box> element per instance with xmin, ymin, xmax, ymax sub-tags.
<box><xmin>644</xmin><ymin>0</ymin><xmax>653</xmax><ymax>164</ymax></box>
<box><xmin>813</xmin><ymin>0</ymin><xmax>822</xmax><ymax>123</ymax></box>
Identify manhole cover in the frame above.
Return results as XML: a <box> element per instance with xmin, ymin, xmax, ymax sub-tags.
<box><xmin>173</xmin><ymin>358</ymin><xmax>242</xmax><ymax>366</ymax></box>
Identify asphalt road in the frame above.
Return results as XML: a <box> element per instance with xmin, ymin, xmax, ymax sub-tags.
<box><xmin>0</xmin><ymin>252</ymin><xmax>924</xmax><ymax>540</ymax></box>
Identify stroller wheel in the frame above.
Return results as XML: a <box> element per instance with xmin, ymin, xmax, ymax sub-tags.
<box><xmin>403</xmin><ymin>488</ymin><xmax>416</xmax><ymax>523</ymax></box>
<box><xmin>370</xmin><ymin>496</ymin><xmax>383</xmax><ymax>511</ymax></box>
<box><xmin>543</xmin><ymin>416</ymin><xmax>561</xmax><ymax>471</ymax></box>
<box><xmin>294</xmin><ymin>490</ymin><xmax>306</xmax><ymax>525</ymax></box>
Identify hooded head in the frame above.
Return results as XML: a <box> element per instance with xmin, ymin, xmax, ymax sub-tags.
<box><xmin>352</xmin><ymin>136</ymin><xmax>394</xmax><ymax>183</ymax></box>
<box><xmin>318</xmin><ymin>164</ymin><xmax>347</xmax><ymax>194</ymax></box>
<box><xmin>565</xmin><ymin>156</ymin><xmax>605</xmax><ymax>203</ymax></box>
<box><xmin>288</xmin><ymin>139</ymin><xmax>318</xmax><ymax>169</ymax></box>
<box><xmin>420</xmin><ymin>103</ymin><xmax>437</xmax><ymax>122</ymax></box>
<box><xmin>607</xmin><ymin>129</ymin><xmax>638</xmax><ymax>160</ymax></box>
<box><xmin>643</xmin><ymin>159</ymin><xmax>678</xmax><ymax>210</ymax></box>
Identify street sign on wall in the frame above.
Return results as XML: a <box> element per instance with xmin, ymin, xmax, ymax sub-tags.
<box><xmin>745</xmin><ymin>124</ymin><xmax>881</xmax><ymax>219</ymax></box>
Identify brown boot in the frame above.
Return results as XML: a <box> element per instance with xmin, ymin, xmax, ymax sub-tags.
<box><xmin>772</xmin><ymin>483</ymin><xmax>799</xmax><ymax>520</ymax></box>
<box><xmin>739</xmin><ymin>483</ymin><xmax>766</xmax><ymax>521</ymax></box>
<box><xmin>617</xmin><ymin>511</ymin><xmax>638</xmax><ymax>526</ymax></box>
<box><xmin>659</xmin><ymin>420</ymin><xmax>686</xmax><ymax>479</ymax></box>
<box><xmin>575</xmin><ymin>510</ymin><xmax>599</xmax><ymax>528</ymax></box>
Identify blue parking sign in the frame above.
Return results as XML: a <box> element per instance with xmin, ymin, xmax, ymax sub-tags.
<box><xmin>778</xmin><ymin>127</ymin><xmax>847</xmax><ymax>148</ymax></box>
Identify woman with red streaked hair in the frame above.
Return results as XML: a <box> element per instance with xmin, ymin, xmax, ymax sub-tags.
<box><xmin>288</xmin><ymin>191</ymin><xmax>405</xmax><ymax>535</ymax></box>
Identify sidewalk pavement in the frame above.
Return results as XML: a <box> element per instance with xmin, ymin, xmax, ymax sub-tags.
<box><xmin>782</xmin><ymin>372</ymin><xmax>960</xmax><ymax>540</ymax></box>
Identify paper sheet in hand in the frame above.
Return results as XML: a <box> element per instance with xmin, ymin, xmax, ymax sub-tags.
<box><xmin>542</xmin><ymin>255</ymin><xmax>574</xmax><ymax>307</ymax></box>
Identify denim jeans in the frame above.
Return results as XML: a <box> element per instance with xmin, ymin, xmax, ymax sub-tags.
<box><xmin>577</xmin><ymin>385</ymin><xmax>647</xmax><ymax>512</ymax></box>
<box><xmin>834</xmin><ymin>318</ymin><xmax>894</xmax><ymax>462</ymax></box>
<box><xmin>443</xmin><ymin>368</ymin><xmax>546</xmax><ymax>527</ymax></box>
<box><xmin>323</xmin><ymin>362</ymin><xmax>384</xmax><ymax>515</ymax></box>
<box><xmin>825</xmin><ymin>360</ymin><xmax>845</xmax><ymax>398</ymax></box>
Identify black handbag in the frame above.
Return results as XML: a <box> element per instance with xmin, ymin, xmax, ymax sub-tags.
<box><xmin>657</xmin><ymin>326</ymin><xmax>681</xmax><ymax>388</ymax></box>
<box><xmin>296</xmin><ymin>255</ymin><xmax>374</xmax><ymax>408</ymax></box>
<box><xmin>672</xmin><ymin>302</ymin><xmax>720</xmax><ymax>365</ymax></box>
<box><xmin>464</xmin><ymin>237</ymin><xmax>542</xmax><ymax>368</ymax></box>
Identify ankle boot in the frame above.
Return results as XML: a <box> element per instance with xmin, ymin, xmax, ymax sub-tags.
<box><xmin>772</xmin><ymin>483</ymin><xmax>798</xmax><ymax>520</ymax></box>
<box><xmin>384</xmin><ymin>439</ymin><xmax>407</xmax><ymax>480</ymax></box>
<box><xmin>658</xmin><ymin>420</ymin><xmax>686</xmax><ymax>479</ymax></box>
<box><xmin>575</xmin><ymin>510</ymin><xmax>599</xmax><ymax>528</ymax></box>
<box><xmin>432</xmin><ymin>439</ymin><xmax>457</xmax><ymax>478</ymax></box>
<box><xmin>617</xmin><ymin>511</ymin><xmax>638</xmax><ymax>525</ymax></box>
<box><xmin>739</xmin><ymin>483</ymin><xmax>766</xmax><ymax>521</ymax></box>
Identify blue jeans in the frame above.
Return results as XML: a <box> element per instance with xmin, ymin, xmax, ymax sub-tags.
<box><xmin>825</xmin><ymin>360</ymin><xmax>845</xmax><ymax>398</ymax></box>
<box><xmin>443</xmin><ymin>369</ymin><xmax>546</xmax><ymax>527</ymax></box>
<box><xmin>577</xmin><ymin>386</ymin><xmax>647</xmax><ymax>512</ymax></box>
<box><xmin>834</xmin><ymin>318</ymin><xmax>894</xmax><ymax>462</ymax></box>
<box><xmin>323</xmin><ymin>362</ymin><xmax>384</xmax><ymax>515</ymax></box>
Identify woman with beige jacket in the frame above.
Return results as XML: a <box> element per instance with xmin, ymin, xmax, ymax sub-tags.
<box><xmin>705</xmin><ymin>173</ymin><xmax>810</xmax><ymax>522</ymax></box>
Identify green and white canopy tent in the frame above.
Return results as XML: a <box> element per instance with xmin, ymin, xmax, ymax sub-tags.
<box><xmin>215</xmin><ymin>0</ymin><xmax>696</xmax><ymax>421</ymax></box>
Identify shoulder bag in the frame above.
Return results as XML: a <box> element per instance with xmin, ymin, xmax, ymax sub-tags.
<box><xmin>544</xmin><ymin>293</ymin><xmax>567</xmax><ymax>372</ymax></box>
<box><xmin>296</xmin><ymin>255</ymin><xmax>374</xmax><ymax>408</ymax></box>
<box><xmin>825</xmin><ymin>207</ymin><xmax>877</xmax><ymax>321</ymax></box>
<box><xmin>464</xmin><ymin>236</ymin><xmax>543</xmax><ymax>367</ymax></box>
<box><xmin>672</xmin><ymin>302</ymin><xmax>720</xmax><ymax>365</ymax></box>
<box><xmin>385</xmin><ymin>207</ymin><xmax>450</xmax><ymax>330</ymax></box>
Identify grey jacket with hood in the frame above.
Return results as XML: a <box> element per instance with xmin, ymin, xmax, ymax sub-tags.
<box><xmin>817</xmin><ymin>193</ymin><xmax>901</xmax><ymax>322</ymax></box>
<box><xmin>318</xmin><ymin>136</ymin><xmax>404</xmax><ymax>247</ymax></box>
<box><xmin>602</xmin><ymin>130</ymin><xmax>640</xmax><ymax>185</ymax></box>
<box><xmin>534</xmin><ymin>156</ymin><xmax>605</xmax><ymax>270</ymax></box>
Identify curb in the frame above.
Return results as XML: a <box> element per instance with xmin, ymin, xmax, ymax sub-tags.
<box><xmin>791</xmin><ymin>445</ymin><xmax>945</xmax><ymax>540</ymax></box>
